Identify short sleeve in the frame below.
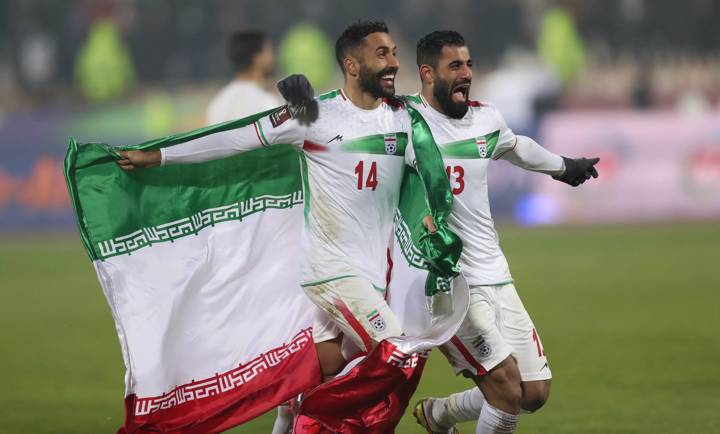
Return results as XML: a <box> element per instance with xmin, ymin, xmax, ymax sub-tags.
<box><xmin>254</xmin><ymin>105</ymin><xmax>307</xmax><ymax>147</ymax></box>
<box><xmin>487</xmin><ymin>105</ymin><xmax>518</xmax><ymax>160</ymax></box>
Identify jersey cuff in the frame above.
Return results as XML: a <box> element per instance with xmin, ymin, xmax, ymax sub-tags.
<box><xmin>254</xmin><ymin>121</ymin><xmax>269</xmax><ymax>146</ymax></box>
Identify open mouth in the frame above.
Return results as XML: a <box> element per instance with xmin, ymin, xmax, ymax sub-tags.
<box><xmin>451</xmin><ymin>82</ymin><xmax>470</xmax><ymax>102</ymax></box>
<box><xmin>380</xmin><ymin>73</ymin><xmax>396</xmax><ymax>87</ymax></box>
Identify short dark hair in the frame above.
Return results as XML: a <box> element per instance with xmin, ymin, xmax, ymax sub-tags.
<box><xmin>335</xmin><ymin>21</ymin><xmax>389</xmax><ymax>72</ymax></box>
<box><xmin>416</xmin><ymin>30</ymin><xmax>466</xmax><ymax>68</ymax></box>
<box><xmin>226</xmin><ymin>30</ymin><xmax>268</xmax><ymax>72</ymax></box>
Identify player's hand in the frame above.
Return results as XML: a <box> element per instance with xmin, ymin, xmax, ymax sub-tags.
<box><xmin>116</xmin><ymin>150</ymin><xmax>161</xmax><ymax>171</ymax></box>
<box><xmin>553</xmin><ymin>157</ymin><xmax>600</xmax><ymax>187</ymax></box>
<box><xmin>277</xmin><ymin>74</ymin><xmax>314</xmax><ymax>107</ymax></box>
<box><xmin>423</xmin><ymin>215</ymin><xmax>438</xmax><ymax>234</ymax></box>
<box><xmin>277</xmin><ymin>74</ymin><xmax>318</xmax><ymax>125</ymax></box>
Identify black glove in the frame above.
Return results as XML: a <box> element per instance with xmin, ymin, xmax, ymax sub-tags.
<box><xmin>276</xmin><ymin>74</ymin><xmax>318</xmax><ymax>125</ymax></box>
<box><xmin>553</xmin><ymin>156</ymin><xmax>600</xmax><ymax>186</ymax></box>
<box><xmin>277</xmin><ymin>74</ymin><xmax>313</xmax><ymax>106</ymax></box>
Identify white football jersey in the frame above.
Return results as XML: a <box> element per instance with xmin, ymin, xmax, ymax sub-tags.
<box><xmin>254</xmin><ymin>89</ymin><xmax>416</xmax><ymax>287</ymax></box>
<box><xmin>406</xmin><ymin>94</ymin><xmax>516</xmax><ymax>286</ymax></box>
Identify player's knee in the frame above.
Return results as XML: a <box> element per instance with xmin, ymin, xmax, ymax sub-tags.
<box><xmin>482</xmin><ymin>361</ymin><xmax>523</xmax><ymax>412</ymax></box>
<box><xmin>491</xmin><ymin>370</ymin><xmax>522</xmax><ymax>405</ymax></box>
<box><xmin>521</xmin><ymin>379</ymin><xmax>551</xmax><ymax>412</ymax></box>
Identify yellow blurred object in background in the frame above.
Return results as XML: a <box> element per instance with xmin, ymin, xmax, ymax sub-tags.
<box><xmin>279</xmin><ymin>23</ymin><xmax>335</xmax><ymax>90</ymax></box>
<box><xmin>538</xmin><ymin>7</ymin><xmax>586</xmax><ymax>84</ymax></box>
<box><xmin>74</xmin><ymin>20</ymin><xmax>135</xmax><ymax>102</ymax></box>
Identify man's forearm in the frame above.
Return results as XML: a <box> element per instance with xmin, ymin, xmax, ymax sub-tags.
<box><xmin>499</xmin><ymin>135</ymin><xmax>564</xmax><ymax>176</ymax></box>
<box><xmin>162</xmin><ymin>125</ymin><xmax>263</xmax><ymax>166</ymax></box>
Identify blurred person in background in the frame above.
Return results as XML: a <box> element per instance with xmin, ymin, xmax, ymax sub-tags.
<box><xmin>206</xmin><ymin>29</ymin><xmax>281</xmax><ymax>125</ymax></box>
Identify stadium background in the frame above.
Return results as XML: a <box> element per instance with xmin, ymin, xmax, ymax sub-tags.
<box><xmin>1</xmin><ymin>0</ymin><xmax>718</xmax><ymax>432</ymax></box>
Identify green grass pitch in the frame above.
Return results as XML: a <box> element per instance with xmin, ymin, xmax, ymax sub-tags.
<box><xmin>1</xmin><ymin>223</ymin><xmax>719</xmax><ymax>433</ymax></box>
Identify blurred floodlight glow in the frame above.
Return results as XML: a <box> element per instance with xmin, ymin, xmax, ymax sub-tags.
<box><xmin>514</xmin><ymin>193</ymin><xmax>561</xmax><ymax>226</ymax></box>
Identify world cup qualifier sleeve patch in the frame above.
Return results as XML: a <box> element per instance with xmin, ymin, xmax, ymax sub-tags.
<box><xmin>367</xmin><ymin>309</ymin><xmax>386</xmax><ymax>332</ymax></box>
<box><xmin>270</xmin><ymin>105</ymin><xmax>293</xmax><ymax>128</ymax></box>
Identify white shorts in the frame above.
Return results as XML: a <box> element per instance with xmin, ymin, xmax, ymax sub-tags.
<box><xmin>438</xmin><ymin>283</ymin><xmax>552</xmax><ymax>382</ymax></box>
<box><xmin>302</xmin><ymin>275</ymin><xmax>403</xmax><ymax>353</ymax></box>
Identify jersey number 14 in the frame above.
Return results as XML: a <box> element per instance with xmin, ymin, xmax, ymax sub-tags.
<box><xmin>355</xmin><ymin>160</ymin><xmax>378</xmax><ymax>191</ymax></box>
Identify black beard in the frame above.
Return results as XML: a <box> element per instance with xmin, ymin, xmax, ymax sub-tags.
<box><xmin>358</xmin><ymin>65</ymin><xmax>397</xmax><ymax>99</ymax></box>
<box><xmin>433</xmin><ymin>78</ymin><xmax>469</xmax><ymax>119</ymax></box>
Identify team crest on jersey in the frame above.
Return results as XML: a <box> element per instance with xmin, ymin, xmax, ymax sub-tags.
<box><xmin>367</xmin><ymin>309</ymin><xmax>386</xmax><ymax>332</ymax></box>
<box><xmin>384</xmin><ymin>134</ymin><xmax>397</xmax><ymax>155</ymax></box>
<box><xmin>477</xmin><ymin>138</ymin><xmax>488</xmax><ymax>158</ymax></box>
<box><xmin>472</xmin><ymin>336</ymin><xmax>492</xmax><ymax>358</ymax></box>
<box><xmin>270</xmin><ymin>105</ymin><xmax>293</xmax><ymax>128</ymax></box>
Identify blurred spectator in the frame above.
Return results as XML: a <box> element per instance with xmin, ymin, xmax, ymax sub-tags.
<box><xmin>18</xmin><ymin>32</ymin><xmax>55</xmax><ymax>90</ymax></box>
<box><xmin>538</xmin><ymin>2</ymin><xmax>586</xmax><ymax>85</ymax></box>
<box><xmin>74</xmin><ymin>19</ymin><xmax>135</xmax><ymax>102</ymax></box>
<box><xmin>206</xmin><ymin>30</ymin><xmax>280</xmax><ymax>125</ymax></box>
<box><xmin>278</xmin><ymin>23</ymin><xmax>335</xmax><ymax>91</ymax></box>
<box><xmin>631</xmin><ymin>62</ymin><xmax>653</xmax><ymax>109</ymax></box>
<box><xmin>474</xmin><ymin>48</ymin><xmax>560</xmax><ymax>132</ymax></box>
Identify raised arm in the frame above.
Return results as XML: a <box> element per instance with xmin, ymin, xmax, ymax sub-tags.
<box><xmin>117</xmin><ymin>74</ymin><xmax>316</xmax><ymax>171</ymax></box>
<box><xmin>117</xmin><ymin>120</ymin><xmax>286</xmax><ymax>170</ymax></box>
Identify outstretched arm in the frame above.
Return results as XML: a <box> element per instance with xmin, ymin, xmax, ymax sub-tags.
<box><xmin>497</xmin><ymin>135</ymin><xmax>564</xmax><ymax>176</ymax></box>
<box><xmin>117</xmin><ymin>74</ymin><xmax>316</xmax><ymax>171</ymax></box>
<box><xmin>117</xmin><ymin>123</ymin><xmax>275</xmax><ymax>170</ymax></box>
<box><xmin>498</xmin><ymin>135</ymin><xmax>599</xmax><ymax>186</ymax></box>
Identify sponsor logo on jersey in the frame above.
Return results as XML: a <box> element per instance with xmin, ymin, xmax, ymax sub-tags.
<box><xmin>327</xmin><ymin>134</ymin><xmax>343</xmax><ymax>144</ymax></box>
<box><xmin>477</xmin><ymin>138</ymin><xmax>488</xmax><ymax>158</ymax></box>
<box><xmin>384</xmin><ymin>134</ymin><xmax>397</xmax><ymax>155</ymax></box>
<box><xmin>367</xmin><ymin>309</ymin><xmax>386</xmax><ymax>332</ymax></box>
<box><xmin>270</xmin><ymin>105</ymin><xmax>293</xmax><ymax>128</ymax></box>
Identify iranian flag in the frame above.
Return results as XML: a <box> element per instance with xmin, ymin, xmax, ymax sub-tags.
<box><xmin>65</xmin><ymin>107</ymin><xmax>467</xmax><ymax>433</ymax></box>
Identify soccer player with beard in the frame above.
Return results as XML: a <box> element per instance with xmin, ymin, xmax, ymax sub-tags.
<box><xmin>116</xmin><ymin>21</ymin><xmax>447</xmax><ymax>432</ymax></box>
<box><xmin>404</xmin><ymin>31</ymin><xmax>599</xmax><ymax>434</ymax></box>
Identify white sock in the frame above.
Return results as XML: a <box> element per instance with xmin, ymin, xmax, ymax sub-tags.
<box><xmin>432</xmin><ymin>387</ymin><xmax>486</xmax><ymax>426</ymax></box>
<box><xmin>271</xmin><ymin>404</ymin><xmax>293</xmax><ymax>434</ymax></box>
<box><xmin>476</xmin><ymin>403</ymin><xmax>518</xmax><ymax>434</ymax></box>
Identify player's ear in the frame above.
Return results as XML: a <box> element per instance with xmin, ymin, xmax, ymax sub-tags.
<box><xmin>419</xmin><ymin>64</ymin><xmax>434</xmax><ymax>85</ymax></box>
<box><xmin>344</xmin><ymin>56</ymin><xmax>359</xmax><ymax>78</ymax></box>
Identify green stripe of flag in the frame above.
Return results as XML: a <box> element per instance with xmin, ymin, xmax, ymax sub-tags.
<box><xmin>65</xmin><ymin>108</ymin><xmax>304</xmax><ymax>261</ymax></box>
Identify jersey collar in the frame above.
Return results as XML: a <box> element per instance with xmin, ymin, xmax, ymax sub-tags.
<box><xmin>338</xmin><ymin>88</ymin><xmax>391</xmax><ymax>118</ymax></box>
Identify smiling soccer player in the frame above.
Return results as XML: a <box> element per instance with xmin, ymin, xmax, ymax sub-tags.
<box><xmin>117</xmin><ymin>21</ymin><xmax>453</xmax><ymax>433</ymax></box>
